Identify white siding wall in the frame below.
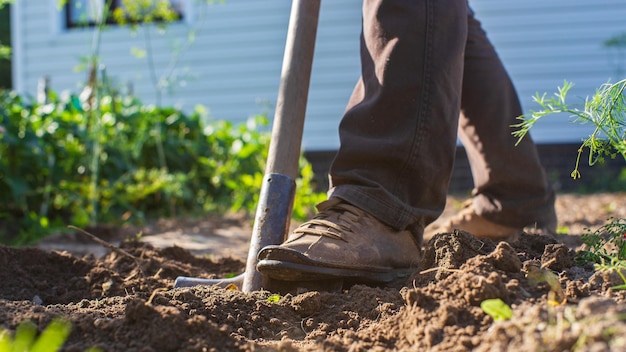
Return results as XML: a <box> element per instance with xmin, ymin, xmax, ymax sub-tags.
<box><xmin>472</xmin><ymin>0</ymin><xmax>626</xmax><ymax>143</ymax></box>
<box><xmin>11</xmin><ymin>0</ymin><xmax>626</xmax><ymax>150</ymax></box>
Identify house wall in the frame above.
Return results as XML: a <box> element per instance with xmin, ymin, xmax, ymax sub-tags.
<box><xmin>11</xmin><ymin>0</ymin><xmax>626</xmax><ymax>151</ymax></box>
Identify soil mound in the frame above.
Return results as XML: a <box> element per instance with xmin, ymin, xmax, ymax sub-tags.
<box><xmin>2</xmin><ymin>229</ymin><xmax>626</xmax><ymax>351</ymax></box>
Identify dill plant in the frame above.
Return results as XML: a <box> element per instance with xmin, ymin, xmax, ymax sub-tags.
<box><xmin>513</xmin><ymin>79</ymin><xmax>626</xmax><ymax>180</ymax></box>
<box><xmin>513</xmin><ymin>78</ymin><xmax>626</xmax><ymax>287</ymax></box>
<box><xmin>512</xmin><ymin>79</ymin><xmax>626</xmax><ymax>289</ymax></box>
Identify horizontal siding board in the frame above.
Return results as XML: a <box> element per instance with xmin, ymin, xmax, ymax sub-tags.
<box><xmin>472</xmin><ymin>0</ymin><xmax>626</xmax><ymax>144</ymax></box>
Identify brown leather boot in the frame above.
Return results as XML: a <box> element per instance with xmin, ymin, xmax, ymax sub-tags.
<box><xmin>425</xmin><ymin>200</ymin><xmax>556</xmax><ymax>241</ymax></box>
<box><xmin>257</xmin><ymin>198</ymin><xmax>422</xmax><ymax>283</ymax></box>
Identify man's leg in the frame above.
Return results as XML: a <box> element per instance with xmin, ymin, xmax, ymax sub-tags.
<box><xmin>257</xmin><ymin>0</ymin><xmax>468</xmax><ymax>283</ymax></box>
<box><xmin>437</xmin><ymin>7</ymin><xmax>556</xmax><ymax>239</ymax></box>
<box><xmin>329</xmin><ymin>0</ymin><xmax>467</xmax><ymax>231</ymax></box>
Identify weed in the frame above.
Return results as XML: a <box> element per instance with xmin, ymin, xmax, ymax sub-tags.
<box><xmin>556</xmin><ymin>225</ymin><xmax>570</xmax><ymax>235</ymax></box>
<box><xmin>480</xmin><ymin>298</ymin><xmax>513</xmax><ymax>321</ymax></box>
<box><xmin>0</xmin><ymin>319</ymin><xmax>72</xmax><ymax>352</ymax></box>
<box><xmin>578</xmin><ymin>217</ymin><xmax>626</xmax><ymax>263</ymax></box>
<box><xmin>526</xmin><ymin>265</ymin><xmax>566</xmax><ymax>305</ymax></box>
<box><xmin>267</xmin><ymin>294</ymin><xmax>281</xmax><ymax>303</ymax></box>
<box><xmin>514</xmin><ymin>76</ymin><xmax>626</xmax><ymax>291</ymax></box>
<box><xmin>576</xmin><ymin>218</ymin><xmax>626</xmax><ymax>290</ymax></box>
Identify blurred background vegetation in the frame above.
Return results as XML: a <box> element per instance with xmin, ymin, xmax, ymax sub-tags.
<box><xmin>0</xmin><ymin>4</ymin><xmax>11</xmax><ymax>89</ymax></box>
<box><xmin>0</xmin><ymin>1</ymin><xmax>325</xmax><ymax>245</ymax></box>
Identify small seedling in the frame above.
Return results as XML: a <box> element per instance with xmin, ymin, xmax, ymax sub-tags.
<box><xmin>267</xmin><ymin>294</ymin><xmax>281</xmax><ymax>303</ymax></box>
<box><xmin>595</xmin><ymin>256</ymin><xmax>626</xmax><ymax>290</ymax></box>
<box><xmin>526</xmin><ymin>265</ymin><xmax>566</xmax><ymax>306</ymax></box>
<box><xmin>480</xmin><ymin>298</ymin><xmax>513</xmax><ymax>321</ymax></box>
<box><xmin>556</xmin><ymin>226</ymin><xmax>570</xmax><ymax>235</ymax></box>
<box><xmin>224</xmin><ymin>283</ymin><xmax>239</xmax><ymax>291</ymax></box>
<box><xmin>0</xmin><ymin>318</ymin><xmax>71</xmax><ymax>352</ymax></box>
<box><xmin>576</xmin><ymin>218</ymin><xmax>626</xmax><ymax>290</ymax></box>
<box><xmin>579</xmin><ymin>217</ymin><xmax>626</xmax><ymax>263</ymax></box>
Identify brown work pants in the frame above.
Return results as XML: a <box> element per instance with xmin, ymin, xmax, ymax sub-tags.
<box><xmin>327</xmin><ymin>0</ymin><xmax>556</xmax><ymax>231</ymax></box>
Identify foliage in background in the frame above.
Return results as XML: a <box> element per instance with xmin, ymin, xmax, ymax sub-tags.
<box><xmin>0</xmin><ymin>8</ymin><xmax>8</xmax><ymax>60</ymax></box>
<box><xmin>58</xmin><ymin>0</ymin><xmax>238</xmax><ymax>224</ymax></box>
<box><xmin>0</xmin><ymin>0</ymin><xmax>12</xmax><ymax>90</ymax></box>
<box><xmin>65</xmin><ymin>0</ymin><xmax>222</xmax><ymax>106</ymax></box>
<box><xmin>0</xmin><ymin>89</ymin><xmax>325</xmax><ymax>245</ymax></box>
<box><xmin>0</xmin><ymin>0</ymin><xmax>325</xmax><ymax>246</ymax></box>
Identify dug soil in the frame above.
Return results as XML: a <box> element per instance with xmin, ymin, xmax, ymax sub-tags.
<box><xmin>2</xmin><ymin>193</ymin><xmax>626</xmax><ymax>351</ymax></box>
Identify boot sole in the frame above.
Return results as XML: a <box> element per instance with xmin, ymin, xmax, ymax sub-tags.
<box><xmin>257</xmin><ymin>258</ymin><xmax>415</xmax><ymax>284</ymax></box>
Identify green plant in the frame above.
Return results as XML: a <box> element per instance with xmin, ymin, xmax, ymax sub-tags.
<box><xmin>0</xmin><ymin>319</ymin><xmax>72</xmax><ymax>352</ymax></box>
<box><xmin>514</xmin><ymin>77</ymin><xmax>626</xmax><ymax>291</ymax></box>
<box><xmin>266</xmin><ymin>294</ymin><xmax>281</xmax><ymax>303</ymax></box>
<box><xmin>60</xmin><ymin>0</ymin><xmax>229</xmax><ymax>222</ymax></box>
<box><xmin>526</xmin><ymin>265</ymin><xmax>566</xmax><ymax>305</ymax></box>
<box><xmin>480</xmin><ymin>298</ymin><xmax>513</xmax><ymax>321</ymax></box>
<box><xmin>111</xmin><ymin>0</ymin><xmax>186</xmax><ymax>107</ymax></box>
<box><xmin>293</xmin><ymin>160</ymin><xmax>327</xmax><ymax>221</ymax></box>
<box><xmin>513</xmin><ymin>79</ymin><xmax>626</xmax><ymax>180</ymax></box>
<box><xmin>0</xmin><ymin>89</ymin><xmax>325</xmax><ymax>245</ymax></box>
<box><xmin>576</xmin><ymin>218</ymin><xmax>626</xmax><ymax>290</ymax></box>
<box><xmin>0</xmin><ymin>0</ymin><xmax>11</xmax><ymax>61</ymax></box>
<box><xmin>1</xmin><ymin>0</ymin><xmax>325</xmax><ymax>245</ymax></box>
<box><xmin>578</xmin><ymin>217</ymin><xmax>626</xmax><ymax>263</ymax></box>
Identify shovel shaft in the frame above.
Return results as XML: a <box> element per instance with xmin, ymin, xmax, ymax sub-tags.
<box><xmin>242</xmin><ymin>0</ymin><xmax>321</xmax><ymax>292</ymax></box>
<box><xmin>265</xmin><ymin>0</ymin><xmax>321</xmax><ymax>179</ymax></box>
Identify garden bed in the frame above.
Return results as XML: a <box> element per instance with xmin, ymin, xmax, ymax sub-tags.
<box><xmin>1</xmin><ymin>193</ymin><xmax>626</xmax><ymax>351</ymax></box>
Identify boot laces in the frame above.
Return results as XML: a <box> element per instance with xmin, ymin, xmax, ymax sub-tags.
<box><xmin>293</xmin><ymin>203</ymin><xmax>363</xmax><ymax>242</ymax></box>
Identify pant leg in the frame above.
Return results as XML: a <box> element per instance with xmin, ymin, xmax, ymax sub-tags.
<box><xmin>327</xmin><ymin>0</ymin><xmax>468</xmax><ymax>231</ymax></box>
<box><xmin>459</xmin><ymin>7</ymin><xmax>556</xmax><ymax>228</ymax></box>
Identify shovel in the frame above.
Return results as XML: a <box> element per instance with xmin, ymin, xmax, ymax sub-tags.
<box><xmin>174</xmin><ymin>0</ymin><xmax>321</xmax><ymax>292</ymax></box>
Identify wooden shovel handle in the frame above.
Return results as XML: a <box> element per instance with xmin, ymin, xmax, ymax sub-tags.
<box><xmin>265</xmin><ymin>0</ymin><xmax>321</xmax><ymax>178</ymax></box>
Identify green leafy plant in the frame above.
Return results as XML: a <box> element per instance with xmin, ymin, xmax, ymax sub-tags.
<box><xmin>0</xmin><ymin>89</ymin><xmax>325</xmax><ymax>245</ymax></box>
<box><xmin>595</xmin><ymin>256</ymin><xmax>626</xmax><ymax>290</ymax></box>
<box><xmin>0</xmin><ymin>0</ymin><xmax>11</xmax><ymax>61</ymax></box>
<box><xmin>111</xmin><ymin>0</ymin><xmax>186</xmax><ymax>106</ymax></box>
<box><xmin>266</xmin><ymin>294</ymin><xmax>281</xmax><ymax>303</ymax></box>
<box><xmin>0</xmin><ymin>319</ymin><xmax>72</xmax><ymax>352</ymax></box>
<box><xmin>579</xmin><ymin>217</ymin><xmax>626</xmax><ymax>263</ymax></box>
<box><xmin>576</xmin><ymin>218</ymin><xmax>626</xmax><ymax>290</ymax></box>
<box><xmin>480</xmin><ymin>298</ymin><xmax>513</xmax><ymax>321</ymax></box>
<box><xmin>513</xmin><ymin>79</ymin><xmax>626</xmax><ymax>180</ymax></box>
<box><xmin>526</xmin><ymin>265</ymin><xmax>566</xmax><ymax>305</ymax></box>
<box><xmin>514</xmin><ymin>75</ymin><xmax>626</xmax><ymax>291</ymax></box>
<box><xmin>1</xmin><ymin>0</ymin><xmax>325</xmax><ymax>245</ymax></box>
